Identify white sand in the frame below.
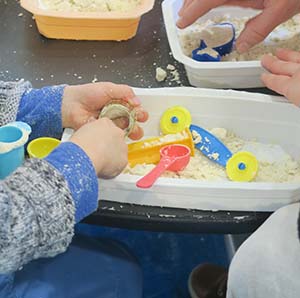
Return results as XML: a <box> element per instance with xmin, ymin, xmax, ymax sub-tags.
<box><xmin>179</xmin><ymin>14</ymin><xmax>300</xmax><ymax>61</ymax></box>
<box><xmin>42</xmin><ymin>0</ymin><xmax>142</xmax><ymax>12</ymax></box>
<box><xmin>125</xmin><ymin>127</ymin><xmax>300</xmax><ymax>183</ymax></box>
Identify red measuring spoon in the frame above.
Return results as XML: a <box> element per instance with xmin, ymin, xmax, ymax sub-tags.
<box><xmin>136</xmin><ymin>144</ymin><xmax>191</xmax><ymax>189</ymax></box>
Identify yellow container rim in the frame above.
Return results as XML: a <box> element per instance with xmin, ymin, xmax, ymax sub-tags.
<box><xmin>27</xmin><ymin>137</ymin><xmax>61</xmax><ymax>159</ymax></box>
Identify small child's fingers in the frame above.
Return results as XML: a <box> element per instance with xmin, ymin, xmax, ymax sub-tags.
<box><xmin>261</xmin><ymin>54</ymin><xmax>300</xmax><ymax>76</ymax></box>
<box><xmin>276</xmin><ymin>48</ymin><xmax>300</xmax><ymax>64</ymax></box>
<box><xmin>128</xmin><ymin>125</ymin><xmax>144</xmax><ymax>140</ymax></box>
<box><xmin>135</xmin><ymin>107</ymin><xmax>149</xmax><ymax>123</ymax></box>
<box><xmin>261</xmin><ymin>73</ymin><xmax>289</xmax><ymax>95</ymax></box>
<box><xmin>101</xmin><ymin>83</ymin><xmax>149</xmax><ymax>120</ymax></box>
<box><xmin>128</xmin><ymin>96</ymin><xmax>142</xmax><ymax>107</ymax></box>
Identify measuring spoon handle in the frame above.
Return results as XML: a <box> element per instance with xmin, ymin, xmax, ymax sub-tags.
<box><xmin>136</xmin><ymin>157</ymin><xmax>176</xmax><ymax>189</ymax></box>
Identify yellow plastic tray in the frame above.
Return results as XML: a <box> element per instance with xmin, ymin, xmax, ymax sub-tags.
<box><xmin>20</xmin><ymin>0</ymin><xmax>154</xmax><ymax>41</ymax></box>
<box><xmin>128</xmin><ymin>128</ymin><xmax>195</xmax><ymax>167</ymax></box>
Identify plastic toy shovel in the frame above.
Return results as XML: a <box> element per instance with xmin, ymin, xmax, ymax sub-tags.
<box><xmin>190</xmin><ymin>124</ymin><xmax>232</xmax><ymax>167</ymax></box>
<box><xmin>136</xmin><ymin>144</ymin><xmax>191</xmax><ymax>189</ymax></box>
<box><xmin>192</xmin><ymin>22</ymin><xmax>236</xmax><ymax>61</ymax></box>
<box><xmin>190</xmin><ymin>124</ymin><xmax>258</xmax><ymax>182</ymax></box>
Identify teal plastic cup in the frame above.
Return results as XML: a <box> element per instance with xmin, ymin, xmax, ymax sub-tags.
<box><xmin>0</xmin><ymin>126</ymin><xmax>26</xmax><ymax>179</ymax></box>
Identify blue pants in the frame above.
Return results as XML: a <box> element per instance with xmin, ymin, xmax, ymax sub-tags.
<box><xmin>0</xmin><ymin>235</ymin><xmax>142</xmax><ymax>298</ymax></box>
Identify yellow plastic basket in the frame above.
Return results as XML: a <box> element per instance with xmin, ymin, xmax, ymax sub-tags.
<box><xmin>20</xmin><ymin>0</ymin><xmax>155</xmax><ymax>41</ymax></box>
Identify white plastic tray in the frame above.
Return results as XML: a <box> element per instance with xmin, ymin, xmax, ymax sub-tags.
<box><xmin>162</xmin><ymin>0</ymin><xmax>266</xmax><ymax>88</ymax></box>
<box><xmin>62</xmin><ymin>87</ymin><xmax>300</xmax><ymax>212</ymax></box>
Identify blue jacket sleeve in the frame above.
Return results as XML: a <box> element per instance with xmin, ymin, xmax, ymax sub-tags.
<box><xmin>0</xmin><ymin>80</ymin><xmax>99</xmax><ymax>273</ymax></box>
<box><xmin>15</xmin><ymin>83</ymin><xmax>99</xmax><ymax>223</ymax></box>
<box><xmin>16</xmin><ymin>85</ymin><xmax>66</xmax><ymax>141</ymax></box>
<box><xmin>45</xmin><ymin>142</ymin><xmax>99</xmax><ymax>223</ymax></box>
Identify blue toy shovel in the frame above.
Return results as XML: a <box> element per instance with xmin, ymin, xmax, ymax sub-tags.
<box><xmin>190</xmin><ymin>124</ymin><xmax>232</xmax><ymax>167</ymax></box>
<box><xmin>192</xmin><ymin>22</ymin><xmax>235</xmax><ymax>62</ymax></box>
<box><xmin>190</xmin><ymin>124</ymin><xmax>258</xmax><ymax>182</ymax></box>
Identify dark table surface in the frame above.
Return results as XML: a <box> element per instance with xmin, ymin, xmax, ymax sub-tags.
<box><xmin>0</xmin><ymin>0</ymin><xmax>272</xmax><ymax>234</ymax></box>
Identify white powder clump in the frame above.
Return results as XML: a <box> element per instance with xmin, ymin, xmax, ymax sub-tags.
<box><xmin>179</xmin><ymin>14</ymin><xmax>300</xmax><ymax>61</ymax></box>
<box><xmin>197</xmin><ymin>47</ymin><xmax>219</xmax><ymax>58</ymax></box>
<box><xmin>125</xmin><ymin>163</ymin><xmax>155</xmax><ymax>176</ymax></box>
<box><xmin>155</xmin><ymin>64</ymin><xmax>181</xmax><ymax>84</ymax></box>
<box><xmin>155</xmin><ymin>67</ymin><xmax>167</xmax><ymax>82</ymax></box>
<box><xmin>170</xmin><ymin>69</ymin><xmax>180</xmax><ymax>82</ymax></box>
<box><xmin>142</xmin><ymin>131</ymin><xmax>188</xmax><ymax>148</ymax></box>
<box><xmin>210</xmin><ymin>128</ymin><xmax>227</xmax><ymax>140</ymax></box>
<box><xmin>193</xmin><ymin>136</ymin><xmax>202</xmax><ymax>144</ymax></box>
<box><xmin>125</xmin><ymin>127</ymin><xmax>300</xmax><ymax>183</ymax></box>
<box><xmin>208</xmin><ymin>152</ymin><xmax>220</xmax><ymax>161</ymax></box>
<box><xmin>191</xmin><ymin>130</ymin><xmax>202</xmax><ymax>144</ymax></box>
<box><xmin>42</xmin><ymin>0</ymin><xmax>142</xmax><ymax>12</ymax></box>
<box><xmin>167</xmin><ymin>64</ymin><xmax>176</xmax><ymax>71</ymax></box>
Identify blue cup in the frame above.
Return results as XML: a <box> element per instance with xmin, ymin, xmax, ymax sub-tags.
<box><xmin>0</xmin><ymin>126</ymin><xmax>26</xmax><ymax>179</ymax></box>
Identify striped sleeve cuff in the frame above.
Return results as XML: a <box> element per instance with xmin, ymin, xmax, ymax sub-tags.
<box><xmin>0</xmin><ymin>80</ymin><xmax>32</xmax><ymax>126</ymax></box>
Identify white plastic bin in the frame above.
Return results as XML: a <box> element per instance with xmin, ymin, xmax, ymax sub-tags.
<box><xmin>162</xmin><ymin>0</ymin><xmax>265</xmax><ymax>88</ymax></box>
<box><xmin>62</xmin><ymin>87</ymin><xmax>300</xmax><ymax>212</ymax></box>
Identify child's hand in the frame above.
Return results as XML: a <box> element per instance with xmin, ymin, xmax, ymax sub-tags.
<box><xmin>70</xmin><ymin>117</ymin><xmax>128</xmax><ymax>179</ymax></box>
<box><xmin>261</xmin><ymin>49</ymin><xmax>300</xmax><ymax>107</ymax></box>
<box><xmin>177</xmin><ymin>0</ymin><xmax>300</xmax><ymax>53</ymax></box>
<box><xmin>62</xmin><ymin>82</ymin><xmax>148</xmax><ymax>140</ymax></box>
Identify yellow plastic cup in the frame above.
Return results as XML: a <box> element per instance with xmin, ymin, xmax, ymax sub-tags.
<box><xmin>27</xmin><ymin>137</ymin><xmax>61</xmax><ymax>159</ymax></box>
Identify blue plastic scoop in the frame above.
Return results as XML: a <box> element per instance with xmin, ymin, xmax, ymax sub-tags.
<box><xmin>189</xmin><ymin>124</ymin><xmax>259</xmax><ymax>182</ymax></box>
<box><xmin>192</xmin><ymin>22</ymin><xmax>235</xmax><ymax>62</ymax></box>
<box><xmin>190</xmin><ymin>124</ymin><xmax>232</xmax><ymax>167</ymax></box>
<box><xmin>192</xmin><ymin>40</ymin><xmax>221</xmax><ymax>62</ymax></box>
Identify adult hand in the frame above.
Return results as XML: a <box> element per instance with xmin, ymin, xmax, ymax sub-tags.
<box><xmin>261</xmin><ymin>48</ymin><xmax>300</xmax><ymax>107</ymax></box>
<box><xmin>62</xmin><ymin>82</ymin><xmax>149</xmax><ymax>140</ymax></box>
<box><xmin>177</xmin><ymin>0</ymin><xmax>300</xmax><ymax>53</ymax></box>
<box><xmin>70</xmin><ymin>117</ymin><xmax>128</xmax><ymax>179</ymax></box>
